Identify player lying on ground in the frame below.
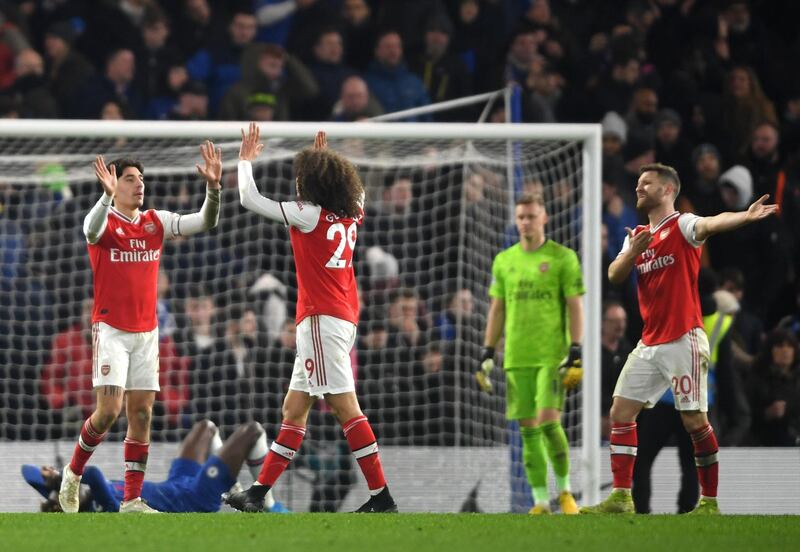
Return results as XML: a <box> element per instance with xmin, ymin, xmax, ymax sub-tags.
<box><xmin>581</xmin><ymin>163</ymin><xmax>778</xmax><ymax>515</ymax></box>
<box><xmin>25</xmin><ymin>420</ymin><xmax>287</xmax><ymax>513</ymax></box>
<box><xmin>60</xmin><ymin>143</ymin><xmax>222</xmax><ymax>513</ymax></box>
<box><xmin>224</xmin><ymin>123</ymin><xmax>396</xmax><ymax>513</ymax></box>
<box><xmin>477</xmin><ymin>193</ymin><xmax>585</xmax><ymax>515</ymax></box>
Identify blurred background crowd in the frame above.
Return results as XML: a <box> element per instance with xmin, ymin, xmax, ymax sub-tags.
<box><xmin>0</xmin><ymin>0</ymin><xmax>799</xmax><ymax>457</ymax></box>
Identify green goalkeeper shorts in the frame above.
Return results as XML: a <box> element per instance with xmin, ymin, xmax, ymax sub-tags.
<box><xmin>505</xmin><ymin>365</ymin><xmax>564</xmax><ymax>421</ymax></box>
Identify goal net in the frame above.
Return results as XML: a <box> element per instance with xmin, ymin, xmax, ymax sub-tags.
<box><xmin>0</xmin><ymin>120</ymin><xmax>601</xmax><ymax>512</ymax></box>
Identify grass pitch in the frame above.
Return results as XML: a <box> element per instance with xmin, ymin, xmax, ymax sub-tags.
<box><xmin>2</xmin><ymin>513</ymin><xmax>798</xmax><ymax>551</ymax></box>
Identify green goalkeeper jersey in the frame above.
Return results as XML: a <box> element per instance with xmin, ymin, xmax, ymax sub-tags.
<box><xmin>489</xmin><ymin>240</ymin><xmax>585</xmax><ymax>370</ymax></box>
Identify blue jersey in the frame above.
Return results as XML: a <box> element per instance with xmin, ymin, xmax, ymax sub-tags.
<box><xmin>82</xmin><ymin>456</ymin><xmax>234</xmax><ymax>513</ymax></box>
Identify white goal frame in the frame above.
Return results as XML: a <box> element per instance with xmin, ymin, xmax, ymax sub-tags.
<box><xmin>0</xmin><ymin>119</ymin><xmax>602</xmax><ymax>506</ymax></box>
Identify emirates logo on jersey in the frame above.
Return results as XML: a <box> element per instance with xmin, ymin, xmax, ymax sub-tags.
<box><xmin>539</xmin><ymin>262</ymin><xmax>550</xmax><ymax>273</ymax></box>
<box><xmin>660</xmin><ymin>228</ymin><xmax>671</xmax><ymax>240</ymax></box>
<box><xmin>144</xmin><ymin>222</ymin><xmax>156</xmax><ymax>234</ymax></box>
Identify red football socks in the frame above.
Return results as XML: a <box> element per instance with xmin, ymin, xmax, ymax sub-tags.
<box><xmin>343</xmin><ymin>415</ymin><xmax>387</xmax><ymax>492</ymax></box>
<box><xmin>610</xmin><ymin>422</ymin><xmax>638</xmax><ymax>489</ymax></box>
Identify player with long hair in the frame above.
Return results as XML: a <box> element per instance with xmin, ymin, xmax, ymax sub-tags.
<box><xmin>224</xmin><ymin>123</ymin><xmax>396</xmax><ymax>513</ymax></box>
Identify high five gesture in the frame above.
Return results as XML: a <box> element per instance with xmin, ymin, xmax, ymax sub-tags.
<box><xmin>196</xmin><ymin>140</ymin><xmax>222</xmax><ymax>189</ymax></box>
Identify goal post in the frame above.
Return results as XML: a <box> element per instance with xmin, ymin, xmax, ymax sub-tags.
<box><xmin>0</xmin><ymin>119</ymin><xmax>601</xmax><ymax>510</ymax></box>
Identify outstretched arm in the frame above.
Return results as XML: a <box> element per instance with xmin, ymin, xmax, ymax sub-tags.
<box><xmin>158</xmin><ymin>141</ymin><xmax>222</xmax><ymax>239</ymax></box>
<box><xmin>83</xmin><ymin>156</ymin><xmax>116</xmax><ymax>244</ymax></box>
<box><xmin>693</xmin><ymin>194</ymin><xmax>779</xmax><ymax>242</ymax></box>
<box><xmin>237</xmin><ymin>122</ymin><xmax>320</xmax><ymax>231</ymax></box>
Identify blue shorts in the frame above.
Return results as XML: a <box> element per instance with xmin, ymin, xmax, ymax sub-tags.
<box><xmin>146</xmin><ymin>456</ymin><xmax>235</xmax><ymax>513</ymax></box>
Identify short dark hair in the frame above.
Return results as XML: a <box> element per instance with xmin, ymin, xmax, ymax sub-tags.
<box><xmin>719</xmin><ymin>268</ymin><xmax>745</xmax><ymax>292</ymax></box>
<box><xmin>515</xmin><ymin>193</ymin><xmax>546</xmax><ymax>208</ymax></box>
<box><xmin>639</xmin><ymin>162</ymin><xmax>681</xmax><ymax>196</ymax></box>
<box><xmin>293</xmin><ymin>148</ymin><xmax>364</xmax><ymax>218</ymax></box>
<box><xmin>107</xmin><ymin>158</ymin><xmax>143</xmax><ymax>177</ymax></box>
<box><xmin>602</xmin><ymin>299</ymin><xmax>625</xmax><ymax>317</ymax></box>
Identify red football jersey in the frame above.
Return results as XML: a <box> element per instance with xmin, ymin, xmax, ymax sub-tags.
<box><xmin>88</xmin><ymin>208</ymin><xmax>164</xmax><ymax>332</ymax></box>
<box><xmin>290</xmin><ymin>207</ymin><xmax>362</xmax><ymax>325</ymax></box>
<box><xmin>630</xmin><ymin>212</ymin><xmax>704</xmax><ymax>345</ymax></box>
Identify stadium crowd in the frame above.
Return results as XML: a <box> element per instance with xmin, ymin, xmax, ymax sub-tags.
<box><xmin>0</xmin><ymin>0</ymin><xmax>799</xmax><ymax>454</ymax></box>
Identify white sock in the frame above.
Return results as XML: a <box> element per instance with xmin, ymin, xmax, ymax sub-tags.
<box><xmin>207</xmin><ymin>421</ymin><xmax>223</xmax><ymax>457</ymax></box>
<box><xmin>246</xmin><ymin>426</ymin><xmax>268</xmax><ymax>482</ymax></box>
<box><xmin>246</xmin><ymin>425</ymin><xmax>275</xmax><ymax>509</ymax></box>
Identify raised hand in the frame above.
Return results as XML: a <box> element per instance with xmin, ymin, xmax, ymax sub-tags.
<box><xmin>196</xmin><ymin>140</ymin><xmax>222</xmax><ymax>189</ymax></box>
<box><xmin>314</xmin><ymin>130</ymin><xmax>327</xmax><ymax>150</ymax></box>
<box><xmin>746</xmin><ymin>194</ymin><xmax>779</xmax><ymax>222</ymax></box>
<box><xmin>239</xmin><ymin>122</ymin><xmax>264</xmax><ymax>162</ymax></box>
<box><xmin>625</xmin><ymin>226</ymin><xmax>653</xmax><ymax>256</ymax></box>
<box><xmin>94</xmin><ymin>155</ymin><xmax>117</xmax><ymax>198</ymax></box>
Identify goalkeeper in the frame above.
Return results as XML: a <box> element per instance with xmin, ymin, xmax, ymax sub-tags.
<box><xmin>477</xmin><ymin>193</ymin><xmax>585</xmax><ymax>515</ymax></box>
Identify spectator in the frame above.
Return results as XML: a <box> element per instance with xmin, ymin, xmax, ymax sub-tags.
<box><xmin>73</xmin><ymin>0</ymin><xmax>145</xmax><ymax>68</ymax></box>
<box><xmin>449</xmin><ymin>0</ymin><xmax>501</xmax><ymax>83</ymax></box>
<box><xmin>134</xmin><ymin>6</ymin><xmax>185</xmax><ymax>109</ymax></box>
<box><xmin>204</xmin><ymin>305</ymin><xmax>268</xmax><ymax>433</ymax></box>
<box><xmin>600</xmin><ymin>300</ymin><xmax>632</xmax><ymax>441</ymax></box>
<box><xmin>601</xmin><ymin>111</ymin><xmax>629</xmax><ymax>196</ymax></box>
<box><xmin>709</xmin><ymin>164</ymin><xmax>790</xmax><ymax>323</ymax></box>
<box><xmin>244</xmin><ymin>92</ymin><xmax>276</xmax><ymax>122</ymax></box>
<box><xmin>387</xmin><ymin>287</ymin><xmax>429</xmax><ymax>353</ymax></box>
<box><xmin>6</xmin><ymin>49</ymin><xmax>59</xmax><ymax>118</ymax></box>
<box><xmin>170</xmin><ymin>0</ymin><xmax>214</xmax><ymax>59</ymax></box>
<box><xmin>719</xmin><ymin>267</ymin><xmax>764</xmax><ymax>364</ymax></box>
<box><xmin>745</xmin><ymin>122</ymin><xmax>782</xmax><ymax>197</ymax></box>
<box><xmin>602</xmin><ymin>177</ymin><xmax>637</xmax><ymax>261</ymax></box>
<box><xmin>306</xmin><ymin>28</ymin><xmax>355</xmax><ymax>120</ymax></box>
<box><xmin>434</xmin><ymin>288</ymin><xmax>477</xmax><ymax>342</ymax></box>
<box><xmin>42</xmin><ymin>21</ymin><xmax>94</xmax><ymax>116</ymax></box>
<box><xmin>654</xmin><ymin>109</ymin><xmax>693</xmax><ymax>183</ymax></box>
<box><xmin>254</xmin><ymin>0</ymin><xmax>317</xmax><ymax>47</ymax></box>
<box><xmin>218</xmin><ymin>43</ymin><xmax>318</xmax><ymax>121</ymax></box>
<box><xmin>409</xmin><ymin>13</ymin><xmax>471</xmax><ymax>120</ymax></box>
<box><xmin>624</xmin><ymin>86</ymin><xmax>659</xmax><ymax>169</ymax></box>
<box><xmin>100</xmin><ymin>100</ymin><xmax>124</xmax><ymax>120</ymax></box>
<box><xmin>186</xmin><ymin>10</ymin><xmax>258</xmax><ymax>113</ymax></box>
<box><xmin>591</xmin><ymin>56</ymin><xmax>640</xmax><ymax>119</ymax></box>
<box><xmin>168</xmin><ymin>80</ymin><xmax>208</xmax><ymax>120</ymax></box>
<box><xmin>73</xmin><ymin>48</ymin><xmax>142</xmax><ymax>119</ymax></box>
<box><xmin>340</xmin><ymin>0</ymin><xmax>375</xmax><ymax>71</ymax></box>
<box><xmin>144</xmin><ymin>64</ymin><xmax>190</xmax><ymax>120</ymax></box>
<box><xmin>330</xmin><ymin>75</ymin><xmax>382</xmax><ymax>121</ymax></box>
<box><xmin>157</xmin><ymin>270</ymin><xmax>177</xmax><ymax>339</ymax></box>
<box><xmin>364</xmin><ymin>30</ymin><xmax>430</xmax><ymax>120</ymax></box>
<box><xmin>175</xmin><ymin>286</ymin><xmax>217</xmax><ymax>361</ymax></box>
<box><xmin>717</xmin><ymin>65</ymin><xmax>778</xmax><ymax>162</ymax></box>
<box><xmin>494</xmin><ymin>26</ymin><xmax>542</xmax><ymax>88</ymax></box>
<box><xmin>40</xmin><ymin>298</ymin><xmax>95</xmax><ymax>423</ymax></box>
<box><xmin>748</xmin><ymin>329</ymin><xmax>800</xmax><ymax>446</ymax></box>
<box><xmin>684</xmin><ymin>143</ymin><xmax>725</xmax><ymax>216</ymax></box>
<box><xmin>283</xmin><ymin>0</ymin><xmax>340</xmax><ymax>62</ymax></box>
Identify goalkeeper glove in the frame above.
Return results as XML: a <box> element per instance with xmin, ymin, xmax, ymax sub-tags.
<box><xmin>476</xmin><ymin>346</ymin><xmax>495</xmax><ymax>394</ymax></box>
<box><xmin>559</xmin><ymin>343</ymin><xmax>583</xmax><ymax>391</ymax></box>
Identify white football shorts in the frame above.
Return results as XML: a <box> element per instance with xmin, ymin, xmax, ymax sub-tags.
<box><xmin>613</xmin><ymin>327</ymin><xmax>710</xmax><ymax>411</ymax></box>
<box><xmin>91</xmin><ymin>322</ymin><xmax>160</xmax><ymax>391</ymax></box>
<box><xmin>289</xmin><ymin>315</ymin><xmax>357</xmax><ymax>398</ymax></box>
